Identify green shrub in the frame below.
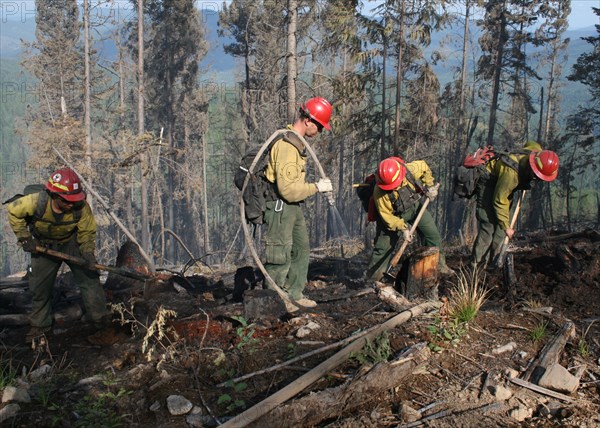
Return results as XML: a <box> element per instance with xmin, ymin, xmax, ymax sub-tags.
<box><xmin>350</xmin><ymin>332</ymin><xmax>392</xmax><ymax>365</ymax></box>
<box><xmin>0</xmin><ymin>357</ymin><xmax>18</xmax><ymax>389</ymax></box>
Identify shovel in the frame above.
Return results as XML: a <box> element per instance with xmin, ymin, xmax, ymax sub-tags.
<box><xmin>493</xmin><ymin>190</ymin><xmax>526</xmax><ymax>269</ymax></box>
<box><xmin>33</xmin><ymin>245</ymin><xmax>154</xmax><ymax>281</ymax></box>
<box><xmin>383</xmin><ymin>197</ymin><xmax>431</xmax><ymax>281</ymax></box>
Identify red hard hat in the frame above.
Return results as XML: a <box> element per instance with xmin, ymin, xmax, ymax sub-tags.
<box><xmin>529</xmin><ymin>150</ymin><xmax>559</xmax><ymax>182</ymax></box>
<box><xmin>376</xmin><ymin>157</ymin><xmax>406</xmax><ymax>191</ymax></box>
<box><xmin>45</xmin><ymin>167</ymin><xmax>85</xmax><ymax>202</ymax></box>
<box><xmin>300</xmin><ymin>97</ymin><xmax>332</xmax><ymax>130</ymax></box>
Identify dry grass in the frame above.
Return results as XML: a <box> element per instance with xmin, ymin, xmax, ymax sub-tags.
<box><xmin>111</xmin><ymin>302</ymin><xmax>179</xmax><ymax>364</ymax></box>
<box><xmin>448</xmin><ymin>266</ymin><xmax>491</xmax><ymax>324</ymax></box>
<box><xmin>523</xmin><ymin>299</ymin><xmax>545</xmax><ymax>309</ymax></box>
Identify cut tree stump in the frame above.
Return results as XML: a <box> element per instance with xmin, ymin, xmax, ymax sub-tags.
<box><xmin>527</xmin><ymin>229</ymin><xmax>600</xmax><ymax>243</ymax></box>
<box><xmin>105</xmin><ymin>240</ymin><xmax>151</xmax><ymax>292</ymax></box>
<box><xmin>396</xmin><ymin>247</ymin><xmax>439</xmax><ymax>300</ymax></box>
<box><xmin>243</xmin><ymin>289</ymin><xmax>287</xmax><ymax>322</ymax></box>
<box><xmin>247</xmin><ymin>343</ymin><xmax>432</xmax><ymax>427</ymax></box>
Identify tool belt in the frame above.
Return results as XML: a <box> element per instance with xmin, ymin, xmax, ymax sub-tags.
<box><xmin>265</xmin><ymin>180</ymin><xmax>279</xmax><ymax>203</ymax></box>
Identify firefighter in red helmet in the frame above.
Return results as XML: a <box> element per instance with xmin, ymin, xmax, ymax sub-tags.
<box><xmin>262</xmin><ymin>97</ymin><xmax>334</xmax><ymax>308</ymax></box>
<box><xmin>367</xmin><ymin>156</ymin><xmax>454</xmax><ymax>281</ymax></box>
<box><xmin>472</xmin><ymin>141</ymin><xmax>560</xmax><ymax>266</ymax></box>
<box><xmin>6</xmin><ymin>167</ymin><xmax>109</xmax><ymax>343</ymax></box>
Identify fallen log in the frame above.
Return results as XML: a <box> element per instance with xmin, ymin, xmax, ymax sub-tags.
<box><xmin>247</xmin><ymin>342</ymin><xmax>431</xmax><ymax>427</ymax></box>
<box><xmin>220</xmin><ymin>301</ymin><xmax>442</xmax><ymax>428</ymax></box>
<box><xmin>0</xmin><ymin>276</ymin><xmax>28</xmax><ymax>290</ymax></box>
<box><xmin>373</xmin><ymin>282</ymin><xmax>411</xmax><ymax>311</ymax></box>
<box><xmin>526</xmin><ymin>229</ymin><xmax>600</xmax><ymax>243</ymax></box>
<box><xmin>0</xmin><ymin>314</ymin><xmax>29</xmax><ymax>326</ymax></box>
<box><xmin>316</xmin><ymin>287</ymin><xmax>375</xmax><ymax>303</ymax></box>
<box><xmin>523</xmin><ymin>319</ymin><xmax>575</xmax><ymax>383</ymax></box>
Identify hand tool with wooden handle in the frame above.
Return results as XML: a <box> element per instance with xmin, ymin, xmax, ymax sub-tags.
<box><xmin>493</xmin><ymin>190</ymin><xmax>526</xmax><ymax>268</ymax></box>
<box><xmin>384</xmin><ymin>197</ymin><xmax>431</xmax><ymax>281</ymax></box>
<box><xmin>33</xmin><ymin>245</ymin><xmax>153</xmax><ymax>281</ymax></box>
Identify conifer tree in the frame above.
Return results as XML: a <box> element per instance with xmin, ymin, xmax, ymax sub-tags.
<box><xmin>142</xmin><ymin>0</ymin><xmax>208</xmax><ymax>260</ymax></box>
<box><xmin>20</xmin><ymin>0</ymin><xmax>85</xmax><ymax>169</ymax></box>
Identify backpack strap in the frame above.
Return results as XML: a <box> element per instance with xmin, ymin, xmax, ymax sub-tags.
<box><xmin>388</xmin><ymin>162</ymin><xmax>427</xmax><ymax>215</ymax></box>
<box><xmin>495</xmin><ymin>150</ymin><xmax>528</xmax><ymax>173</ymax></box>
<box><xmin>397</xmin><ymin>160</ymin><xmax>425</xmax><ymax>193</ymax></box>
<box><xmin>2</xmin><ymin>194</ymin><xmax>25</xmax><ymax>205</ymax></box>
<box><xmin>33</xmin><ymin>191</ymin><xmax>49</xmax><ymax>221</ymax></box>
<box><xmin>30</xmin><ymin>191</ymin><xmax>83</xmax><ymax>226</ymax></box>
<box><xmin>281</xmin><ymin>130</ymin><xmax>307</xmax><ymax>155</ymax></box>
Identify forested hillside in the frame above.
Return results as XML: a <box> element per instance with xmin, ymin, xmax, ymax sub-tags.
<box><xmin>1</xmin><ymin>0</ymin><xmax>599</xmax><ymax>274</ymax></box>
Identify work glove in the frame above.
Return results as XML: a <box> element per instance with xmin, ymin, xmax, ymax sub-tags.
<box><xmin>402</xmin><ymin>228</ymin><xmax>413</xmax><ymax>243</ymax></box>
<box><xmin>18</xmin><ymin>236</ymin><xmax>38</xmax><ymax>253</ymax></box>
<box><xmin>426</xmin><ymin>183</ymin><xmax>440</xmax><ymax>201</ymax></box>
<box><xmin>81</xmin><ymin>252</ymin><xmax>98</xmax><ymax>267</ymax></box>
<box><xmin>315</xmin><ymin>177</ymin><xmax>333</xmax><ymax>193</ymax></box>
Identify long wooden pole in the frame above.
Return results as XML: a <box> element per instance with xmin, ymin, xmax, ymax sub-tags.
<box><xmin>217</xmin><ymin>321</ymin><xmax>381</xmax><ymax>387</ymax></box>
<box><xmin>33</xmin><ymin>245</ymin><xmax>152</xmax><ymax>281</ymax></box>
<box><xmin>220</xmin><ymin>301</ymin><xmax>441</xmax><ymax>427</ymax></box>
<box><xmin>385</xmin><ymin>197</ymin><xmax>431</xmax><ymax>279</ymax></box>
<box><xmin>494</xmin><ymin>190</ymin><xmax>526</xmax><ymax>268</ymax></box>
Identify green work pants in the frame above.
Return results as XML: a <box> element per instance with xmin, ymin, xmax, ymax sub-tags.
<box><xmin>263</xmin><ymin>200</ymin><xmax>310</xmax><ymax>300</ymax></box>
<box><xmin>367</xmin><ymin>203</ymin><xmax>446</xmax><ymax>281</ymax></box>
<box><xmin>472</xmin><ymin>178</ymin><xmax>507</xmax><ymax>265</ymax></box>
<box><xmin>28</xmin><ymin>238</ymin><xmax>107</xmax><ymax>328</ymax></box>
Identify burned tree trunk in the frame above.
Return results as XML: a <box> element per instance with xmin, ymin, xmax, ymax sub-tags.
<box><xmin>525</xmin><ymin>319</ymin><xmax>575</xmax><ymax>384</ymax></box>
<box><xmin>249</xmin><ymin>343</ymin><xmax>431</xmax><ymax>427</ymax></box>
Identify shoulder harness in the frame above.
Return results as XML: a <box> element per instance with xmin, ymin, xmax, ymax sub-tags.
<box><xmin>389</xmin><ymin>162</ymin><xmax>426</xmax><ymax>214</ymax></box>
<box><xmin>30</xmin><ymin>191</ymin><xmax>83</xmax><ymax>226</ymax></box>
<box><xmin>281</xmin><ymin>130</ymin><xmax>307</xmax><ymax>155</ymax></box>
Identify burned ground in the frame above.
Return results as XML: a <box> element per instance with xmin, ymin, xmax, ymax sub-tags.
<box><xmin>0</xmin><ymin>231</ymin><xmax>599</xmax><ymax>427</ymax></box>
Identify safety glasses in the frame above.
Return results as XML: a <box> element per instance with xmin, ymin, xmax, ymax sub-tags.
<box><xmin>311</xmin><ymin>119</ymin><xmax>324</xmax><ymax>132</ymax></box>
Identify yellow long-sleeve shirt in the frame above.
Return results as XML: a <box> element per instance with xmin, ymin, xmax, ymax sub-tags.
<box><xmin>7</xmin><ymin>192</ymin><xmax>97</xmax><ymax>254</ymax></box>
<box><xmin>264</xmin><ymin>127</ymin><xmax>318</xmax><ymax>203</ymax></box>
<box><xmin>374</xmin><ymin>160</ymin><xmax>434</xmax><ymax>231</ymax></box>
<box><xmin>485</xmin><ymin>141</ymin><xmax>541</xmax><ymax>230</ymax></box>
<box><xmin>485</xmin><ymin>155</ymin><xmax>530</xmax><ymax>230</ymax></box>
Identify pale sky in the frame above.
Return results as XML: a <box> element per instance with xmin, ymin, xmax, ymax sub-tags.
<box><xmin>195</xmin><ymin>0</ymin><xmax>599</xmax><ymax>31</ymax></box>
<box><xmin>568</xmin><ymin>0</ymin><xmax>600</xmax><ymax>30</ymax></box>
<box><xmin>362</xmin><ymin>0</ymin><xmax>599</xmax><ymax>31</ymax></box>
<box><xmin>0</xmin><ymin>1</ymin><xmax>598</xmax><ymax>30</ymax></box>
